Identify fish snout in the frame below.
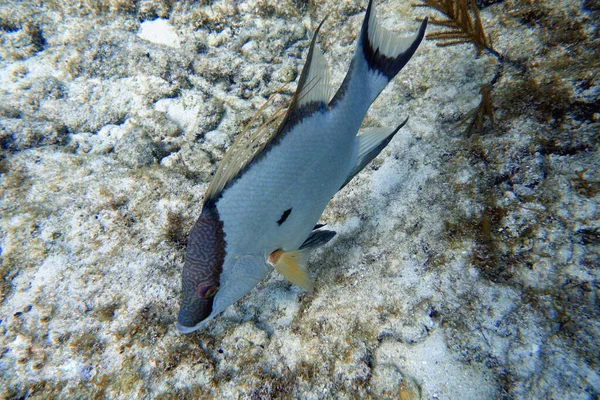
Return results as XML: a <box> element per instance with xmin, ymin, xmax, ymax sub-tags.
<box><xmin>176</xmin><ymin>296</ymin><xmax>212</xmax><ymax>333</ymax></box>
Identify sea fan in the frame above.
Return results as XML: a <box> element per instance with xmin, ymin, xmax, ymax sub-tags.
<box><xmin>414</xmin><ymin>0</ymin><xmax>506</xmax><ymax>133</ymax></box>
<box><xmin>413</xmin><ymin>0</ymin><xmax>495</xmax><ymax>56</ymax></box>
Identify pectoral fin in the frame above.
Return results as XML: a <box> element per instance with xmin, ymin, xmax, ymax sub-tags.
<box><xmin>340</xmin><ymin>118</ymin><xmax>408</xmax><ymax>189</ymax></box>
<box><xmin>268</xmin><ymin>250</ymin><xmax>314</xmax><ymax>292</ymax></box>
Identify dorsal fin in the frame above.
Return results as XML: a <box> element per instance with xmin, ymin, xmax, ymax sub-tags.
<box><xmin>291</xmin><ymin>17</ymin><xmax>333</xmax><ymax>109</ymax></box>
<box><xmin>204</xmin><ymin>85</ymin><xmax>293</xmax><ymax>202</ymax></box>
<box><xmin>203</xmin><ymin>18</ymin><xmax>332</xmax><ymax>203</ymax></box>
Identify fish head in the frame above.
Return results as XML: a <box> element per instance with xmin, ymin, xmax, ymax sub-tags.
<box><xmin>176</xmin><ymin>205</ymin><xmax>225</xmax><ymax>333</ymax></box>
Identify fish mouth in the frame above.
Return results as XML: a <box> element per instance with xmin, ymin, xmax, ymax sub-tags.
<box><xmin>176</xmin><ymin>314</ymin><xmax>215</xmax><ymax>333</ymax></box>
<box><xmin>176</xmin><ymin>321</ymin><xmax>203</xmax><ymax>334</ymax></box>
<box><xmin>176</xmin><ymin>297</ymin><xmax>214</xmax><ymax>334</ymax></box>
<box><xmin>176</xmin><ymin>309</ymin><xmax>214</xmax><ymax>333</ymax></box>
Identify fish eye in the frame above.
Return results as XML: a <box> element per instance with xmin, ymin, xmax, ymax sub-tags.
<box><xmin>202</xmin><ymin>286</ymin><xmax>219</xmax><ymax>298</ymax></box>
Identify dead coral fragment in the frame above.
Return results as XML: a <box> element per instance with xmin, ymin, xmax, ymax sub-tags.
<box><xmin>573</xmin><ymin>169</ymin><xmax>600</xmax><ymax>198</ymax></box>
<box><xmin>164</xmin><ymin>210</ymin><xmax>188</xmax><ymax>248</ymax></box>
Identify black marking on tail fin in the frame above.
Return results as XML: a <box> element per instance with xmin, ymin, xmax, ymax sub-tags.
<box><xmin>361</xmin><ymin>0</ymin><xmax>428</xmax><ymax>80</ymax></box>
<box><xmin>300</xmin><ymin>229</ymin><xmax>336</xmax><ymax>250</ymax></box>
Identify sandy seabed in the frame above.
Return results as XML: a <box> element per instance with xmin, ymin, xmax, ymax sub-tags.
<box><xmin>1</xmin><ymin>0</ymin><xmax>598</xmax><ymax>398</ymax></box>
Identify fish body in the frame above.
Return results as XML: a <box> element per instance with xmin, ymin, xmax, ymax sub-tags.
<box><xmin>177</xmin><ymin>0</ymin><xmax>427</xmax><ymax>333</ymax></box>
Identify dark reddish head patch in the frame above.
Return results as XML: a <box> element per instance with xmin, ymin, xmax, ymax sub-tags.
<box><xmin>177</xmin><ymin>204</ymin><xmax>225</xmax><ymax>331</ymax></box>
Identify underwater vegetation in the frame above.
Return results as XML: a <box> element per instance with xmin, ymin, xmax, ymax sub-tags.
<box><xmin>417</xmin><ymin>0</ymin><xmax>598</xmax><ymax>130</ymax></box>
<box><xmin>414</xmin><ymin>0</ymin><xmax>528</xmax><ymax>134</ymax></box>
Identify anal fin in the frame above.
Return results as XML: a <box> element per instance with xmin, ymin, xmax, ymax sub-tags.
<box><xmin>340</xmin><ymin>118</ymin><xmax>408</xmax><ymax>189</ymax></box>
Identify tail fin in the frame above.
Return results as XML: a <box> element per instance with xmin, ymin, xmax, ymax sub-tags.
<box><xmin>330</xmin><ymin>0</ymin><xmax>427</xmax><ymax>107</ymax></box>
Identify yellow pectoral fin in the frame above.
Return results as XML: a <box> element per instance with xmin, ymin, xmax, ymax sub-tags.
<box><xmin>268</xmin><ymin>250</ymin><xmax>314</xmax><ymax>292</ymax></box>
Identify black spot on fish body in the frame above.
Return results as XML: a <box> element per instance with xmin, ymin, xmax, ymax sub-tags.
<box><xmin>277</xmin><ymin>208</ymin><xmax>292</xmax><ymax>225</ymax></box>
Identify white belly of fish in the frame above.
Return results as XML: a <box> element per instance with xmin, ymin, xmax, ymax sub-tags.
<box><xmin>216</xmin><ymin>107</ymin><xmax>358</xmax><ymax>260</ymax></box>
